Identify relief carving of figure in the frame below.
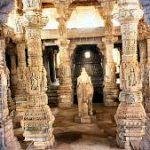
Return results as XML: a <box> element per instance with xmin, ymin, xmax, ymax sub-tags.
<box><xmin>127</xmin><ymin>67</ymin><xmax>137</xmax><ymax>87</ymax></box>
<box><xmin>77</xmin><ymin>68</ymin><xmax>94</xmax><ymax>118</ymax></box>
<box><xmin>30</xmin><ymin>72</ymin><xmax>38</xmax><ymax>90</ymax></box>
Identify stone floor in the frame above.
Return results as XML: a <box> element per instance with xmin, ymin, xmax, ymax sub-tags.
<box><xmin>16</xmin><ymin>104</ymin><xmax>124</xmax><ymax>150</ymax></box>
<box><xmin>51</xmin><ymin>104</ymin><xmax>121</xmax><ymax>150</ymax></box>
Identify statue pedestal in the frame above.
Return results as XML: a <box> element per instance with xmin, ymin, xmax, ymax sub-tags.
<box><xmin>74</xmin><ymin>115</ymin><xmax>96</xmax><ymax>124</ymax></box>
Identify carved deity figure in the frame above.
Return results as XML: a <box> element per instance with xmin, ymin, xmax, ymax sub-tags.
<box><xmin>126</xmin><ymin>67</ymin><xmax>137</xmax><ymax>88</ymax></box>
<box><xmin>30</xmin><ymin>72</ymin><xmax>38</xmax><ymax>90</ymax></box>
<box><xmin>77</xmin><ymin>68</ymin><xmax>94</xmax><ymax>118</ymax></box>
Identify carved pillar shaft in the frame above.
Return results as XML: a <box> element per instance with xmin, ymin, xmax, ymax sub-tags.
<box><xmin>147</xmin><ymin>39</ymin><xmax>150</xmax><ymax>64</ymax></box>
<box><xmin>53</xmin><ymin>50</ymin><xmax>57</xmax><ymax>83</ymax></box>
<box><xmin>144</xmin><ymin>38</ymin><xmax>150</xmax><ymax>117</ymax></box>
<box><xmin>10</xmin><ymin>52</ymin><xmax>17</xmax><ymax>97</ymax></box>
<box><xmin>57</xmin><ymin>40</ymin><xmax>73</xmax><ymax>108</ymax></box>
<box><xmin>115</xmin><ymin>0</ymin><xmax>146</xmax><ymax>149</ymax></box>
<box><xmin>0</xmin><ymin>38</ymin><xmax>21</xmax><ymax>150</ymax></box>
<box><xmin>15</xmin><ymin>41</ymin><xmax>27</xmax><ymax>121</ymax></box>
<box><xmin>22</xmin><ymin>1</ymin><xmax>55</xmax><ymax>149</ymax></box>
<box><xmin>10</xmin><ymin>54</ymin><xmax>17</xmax><ymax>73</ymax></box>
<box><xmin>17</xmin><ymin>42</ymin><xmax>26</xmax><ymax>68</ymax></box>
<box><xmin>103</xmin><ymin>38</ymin><xmax>119</xmax><ymax>106</ymax></box>
<box><xmin>56</xmin><ymin>4</ymin><xmax>73</xmax><ymax>108</ymax></box>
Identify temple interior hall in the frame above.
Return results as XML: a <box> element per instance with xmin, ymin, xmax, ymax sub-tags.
<box><xmin>0</xmin><ymin>0</ymin><xmax>150</xmax><ymax>150</ymax></box>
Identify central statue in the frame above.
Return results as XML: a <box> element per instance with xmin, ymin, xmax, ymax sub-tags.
<box><xmin>74</xmin><ymin>68</ymin><xmax>95</xmax><ymax>123</ymax></box>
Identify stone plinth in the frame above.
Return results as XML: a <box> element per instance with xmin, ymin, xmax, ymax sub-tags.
<box><xmin>75</xmin><ymin>68</ymin><xmax>95</xmax><ymax>124</ymax></box>
<box><xmin>0</xmin><ymin>38</ymin><xmax>21</xmax><ymax>150</ymax></box>
<box><xmin>58</xmin><ymin>85</ymin><xmax>73</xmax><ymax>108</ymax></box>
<box><xmin>115</xmin><ymin>102</ymin><xmax>146</xmax><ymax>149</ymax></box>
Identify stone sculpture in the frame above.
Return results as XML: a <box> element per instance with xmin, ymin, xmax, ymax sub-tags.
<box><xmin>74</xmin><ymin>68</ymin><xmax>95</xmax><ymax>124</ymax></box>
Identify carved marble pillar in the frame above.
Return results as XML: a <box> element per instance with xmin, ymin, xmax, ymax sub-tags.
<box><xmin>144</xmin><ymin>38</ymin><xmax>150</xmax><ymax>117</ymax></box>
<box><xmin>22</xmin><ymin>0</ymin><xmax>55</xmax><ymax>149</ymax></box>
<box><xmin>115</xmin><ymin>0</ymin><xmax>146</xmax><ymax>149</ymax></box>
<box><xmin>98</xmin><ymin>2</ymin><xmax>119</xmax><ymax>106</ymax></box>
<box><xmin>0</xmin><ymin>38</ymin><xmax>21</xmax><ymax>150</ymax></box>
<box><xmin>9</xmin><ymin>50</ymin><xmax>18</xmax><ymax>97</ymax></box>
<box><xmin>103</xmin><ymin>37</ymin><xmax>119</xmax><ymax>106</ymax></box>
<box><xmin>15</xmin><ymin>40</ymin><xmax>27</xmax><ymax>122</ymax></box>
<box><xmin>57</xmin><ymin>40</ymin><xmax>73</xmax><ymax>108</ymax></box>
<box><xmin>53</xmin><ymin>50</ymin><xmax>57</xmax><ymax>84</ymax></box>
<box><xmin>56</xmin><ymin>4</ymin><xmax>73</xmax><ymax>108</ymax></box>
<box><xmin>54</xmin><ymin>49</ymin><xmax>59</xmax><ymax>80</ymax></box>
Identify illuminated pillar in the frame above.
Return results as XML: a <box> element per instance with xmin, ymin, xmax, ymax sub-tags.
<box><xmin>15</xmin><ymin>39</ymin><xmax>27</xmax><ymax>122</ymax></box>
<box><xmin>103</xmin><ymin>37</ymin><xmax>119</xmax><ymax>106</ymax></box>
<box><xmin>56</xmin><ymin>4</ymin><xmax>73</xmax><ymax>108</ymax></box>
<box><xmin>0</xmin><ymin>38</ymin><xmax>21</xmax><ymax>150</ymax></box>
<box><xmin>22</xmin><ymin>0</ymin><xmax>55</xmax><ymax>148</ymax></box>
<box><xmin>115</xmin><ymin>0</ymin><xmax>146</xmax><ymax>149</ymax></box>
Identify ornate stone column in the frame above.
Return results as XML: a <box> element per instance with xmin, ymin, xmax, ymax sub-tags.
<box><xmin>103</xmin><ymin>37</ymin><xmax>119</xmax><ymax>106</ymax></box>
<box><xmin>9</xmin><ymin>47</ymin><xmax>18</xmax><ymax>97</ymax></box>
<box><xmin>115</xmin><ymin>0</ymin><xmax>146</xmax><ymax>149</ymax></box>
<box><xmin>0</xmin><ymin>37</ymin><xmax>21</xmax><ymax>150</ymax></box>
<box><xmin>22</xmin><ymin>0</ymin><xmax>55</xmax><ymax>149</ymax></box>
<box><xmin>97</xmin><ymin>2</ymin><xmax>119</xmax><ymax>106</ymax></box>
<box><xmin>56</xmin><ymin>4</ymin><xmax>73</xmax><ymax>108</ymax></box>
<box><xmin>57</xmin><ymin>39</ymin><xmax>73</xmax><ymax>108</ymax></box>
<box><xmin>15</xmin><ymin>39</ymin><xmax>27</xmax><ymax>123</ymax></box>
<box><xmin>145</xmin><ymin>38</ymin><xmax>150</xmax><ymax>117</ymax></box>
<box><xmin>53</xmin><ymin>50</ymin><xmax>57</xmax><ymax>83</ymax></box>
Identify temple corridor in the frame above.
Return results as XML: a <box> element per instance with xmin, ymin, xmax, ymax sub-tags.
<box><xmin>0</xmin><ymin>0</ymin><xmax>150</xmax><ymax>150</ymax></box>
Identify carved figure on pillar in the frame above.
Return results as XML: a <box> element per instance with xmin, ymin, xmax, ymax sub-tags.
<box><xmin>74</xmin><ymin>68</ymin><xmax>95</xmax><ymax>124</ymax></box>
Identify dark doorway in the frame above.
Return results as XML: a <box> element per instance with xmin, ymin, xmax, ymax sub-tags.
<box><xmin>73</xmin><ymin>44</ymin><xmax>104</xmax><ymax>104</ymax></box>
<box><xmin>43</xmin><ymin>46</ymin><xmax>59</xmax><ymax>84</ymax></box>
<box><xmin>43</xmin><ymin>46</ymin><xmax>59</xmax><ymax>107</ymax></box>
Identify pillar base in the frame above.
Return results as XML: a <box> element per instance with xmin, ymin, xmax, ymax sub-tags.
<box><xmin>104</xmin><ymin>101</ymin><xmax>118</xmax><ymax>107</ymax></box>
<box><xmin>22</xmin><ymin>105</ymin><xmax>55</xmax><ymax>148</ymax></box>
<box><xmin>104</xmin><ymin>87</ymin><xmax>119</xmax><ymax>106</ymax></box>
<box><xmin>26</xmin><ymin>135</ymin><xmax>55</xmax><ymax>150</ymax></box>
<box><xmin>74</xmin><ymin>115</ymin><xmax>96</xmax><ymax>124</ymax></box>
<box><xmin>58</xmin><ymin>102</ymin><xmax>72</xmax><ymax>108</ymax></box>
<box><xmin>3</xmin><ymin>117</ymin><xmax>21</xmax><ymax>150</ymax></box>
<box><xmin>115</xmin><ymin>102</ymin><xmax>146</xmax><ymax>149</ymax></box>
<box><xmin>58</xmin><ymin>85</ymin><xmax>73</xmax><ymax>108</ymax></box>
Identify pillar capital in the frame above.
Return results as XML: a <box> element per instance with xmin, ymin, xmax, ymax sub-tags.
<box><xmin>118</xmin><ymin>0</ymin><xmax>143</xmax><ymax>23</ymax></box>
<box><xmin>102</xmin><ymin>36</ymin><xmax>118</xmax><ymax>44</ymax></box>
<box><xmin>55</xmin><ymin>39</ymin><xmax>70</xmax><ymax>50</ymax></box>
<box><xmin>22</xmin><ymin>0</ymin><xmax>42</xmax><ymax>11</ymax></box>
